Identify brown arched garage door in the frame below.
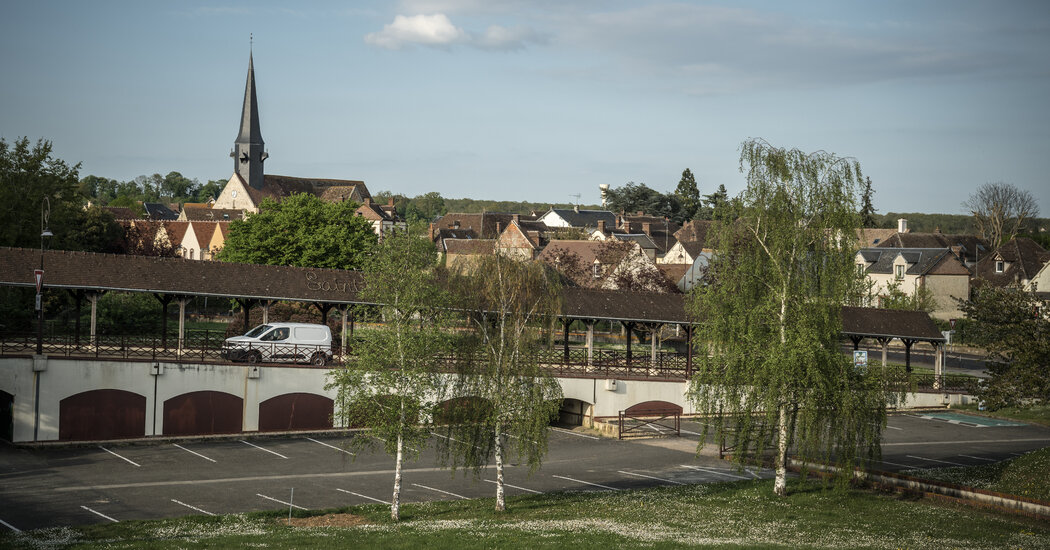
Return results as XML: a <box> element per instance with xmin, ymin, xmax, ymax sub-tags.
<box><xmin>163</xmin><ymin>391</ymin><xmax>243</xmax><ymax>436</ymax></box>
<box><xmin>259</xmin><ymin>393</ymin><xmax>333</xmax><ymax>432</ymax></box>
<box><xmin>59</xmin><ymin>389</ymin><xmax>146</xmax><ymax>441</ymax></box>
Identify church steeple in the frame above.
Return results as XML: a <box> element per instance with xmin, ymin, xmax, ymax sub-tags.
<box><xmin>231</xmin><ymin>47</ymin><xmax>268</xmax><ymax>190</ymax></box>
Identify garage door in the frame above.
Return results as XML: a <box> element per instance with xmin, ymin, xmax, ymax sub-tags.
<box><xmin>163</xmin><ymin>391</ymin><xmax>243</xmax><ymax>436</ymax></box>
<box><xmin>259</xmin><ymin>393</ymin><xmax>333</xmax><ymax>432</ymax></box>
<box><xmin>59</xmin><ymin>389</ymin><xmax>146</xmax><ymax>441</ymax></box>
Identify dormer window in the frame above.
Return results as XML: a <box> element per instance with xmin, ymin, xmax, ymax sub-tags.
<box><xmin>592</xmin><ymin>262</ymin><xmax>602</xmax><ymax>278</ymax></box>
<box><xmin>995</xmin><ymin>260</ymin><xmax>1005</xmax><ymax>273</ymax></box>
<box><xmin>895</xmin><ymin>264</ymin><xmax>905</xmax><ymax>280</ymax></box>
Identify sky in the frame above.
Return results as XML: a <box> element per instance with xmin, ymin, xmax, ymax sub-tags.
<box><xmin>2</xmin><ymin>1</ymin><xmax>1048</xmax><ymax>216</ymax></box>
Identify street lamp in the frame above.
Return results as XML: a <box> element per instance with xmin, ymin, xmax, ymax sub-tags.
<box><xmin>36</xmin><ymin>197</ymin><xmax>52</xmax><ymax>355</ymax></box>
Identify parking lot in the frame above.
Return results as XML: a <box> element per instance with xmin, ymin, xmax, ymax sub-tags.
<box><xmin>1</xmin><ymin>412</ymin><xmax>1048</xmax><ymax>532</ymax></box>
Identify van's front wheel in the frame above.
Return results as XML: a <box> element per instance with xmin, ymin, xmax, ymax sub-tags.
<box><xmin>310</xmin><ymin>352</ymin><xmax>328</xmax><ymax>367</ymax></box>
<box><xmin>246</xmin><ymin>350</ymin><xmax>262</xmax><ymax>364</ymax></box>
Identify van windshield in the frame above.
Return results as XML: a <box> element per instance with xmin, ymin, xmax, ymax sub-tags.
<box><xmin>244</xmin><ymin>324</ymin><xmax>272</xmax><ymax>338</ymax></box>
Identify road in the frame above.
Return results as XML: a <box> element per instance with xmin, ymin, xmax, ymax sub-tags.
<box><xmin>1</xmin><ymin>412</ymin><xmax>1047</xmax><ymax>532</ymax></box>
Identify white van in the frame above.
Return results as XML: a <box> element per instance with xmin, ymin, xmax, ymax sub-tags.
<box><xmin>223</xmin><ymin>322</ymin><xmax>333</xmax><ymax>366</ymax></box>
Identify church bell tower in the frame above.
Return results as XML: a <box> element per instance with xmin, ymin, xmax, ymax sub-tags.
<box><xmin>231</xmin><ymin>50</ymin><xmax>268</xmax><ymax>190</ymax></box>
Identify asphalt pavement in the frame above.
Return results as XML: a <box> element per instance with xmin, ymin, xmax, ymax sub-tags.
<box><xmin>1</xmin><ymin>412</ymin><xmax>1047</xmax><ymax>532</ymax></box>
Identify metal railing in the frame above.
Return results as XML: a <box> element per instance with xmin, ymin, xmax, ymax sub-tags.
<box><xmin>0</xmin><ymin>333</ymin><xmax>982</xmax><ymax>391</ymax></box>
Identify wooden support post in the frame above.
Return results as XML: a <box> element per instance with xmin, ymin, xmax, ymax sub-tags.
<box><xmin>933</xmin><ymin>342</ymin><xmax>944</xmax><ymax>390</ymax></box>
<box><xmin>685</xmin><ymin>325</ymin><xmax>694</xmax><ymax>377</ymax></box>
<box><xmin>339</xmin><ymin>306</ymin><xmax>349</xmax><ymax>361</ymax></box>
<box><xmin>177</xmin><ymin>296</ymin><xmax>189</xmax><ymax>358</ymax></box>
<box><xmin>71</xmin><ymin>290</ymin><xmax>83</xmax><ymax>348</ymax></box>
<box><xmin>563</xmin><ymin>318</ymin><xmax>571</xmax><ymax>363</ymax></box>
<box><xmin>88</xmin><ymin>291</ymin><xmax>101</xmax><ymax>349</ymax></box>
<box><xmin>650</xmin><ymin>324</ymin><xmax>659</xmax><ymax>367</ymax></box>
<box><xmin>585</xmin><ymin>320</ymin><xmax>595</xmax><ymax>366</ymax></box>
<box><xmin>261</xmin><ymin>300</ymin><xmax>273</xmax><ymax>325</ymax></box>
<box><xmin>903</xmin><ymin>339</ymin><xmax>914</xmax><ymax>373</ymax></box>
<box><xmin>877</xmin><ymin>337</ymin><xmax>890</xmax><ymax>369</ymax></box>
<box><xmin>313</xmin><ymin>302</ymin><xmax>333</xmax><ymax>325</ymax></box>
<box><xmin>624</xmin><ymin>321</ymin><xmax>634</xmax><ymax>367</ymax></box>
<box><xmin>235</xmin><ymin>298</ymin><xmax>256</xmax><ymax>333</ymax></box>
<box><xmin>850</xmin><ymin>335</ymin><xmax>862</xmax><ymax>351</ymax></box>
<box><xmin>154</xmin><ymin>293</ymin><xmax>174</xmax><ymax>349</ymax></box>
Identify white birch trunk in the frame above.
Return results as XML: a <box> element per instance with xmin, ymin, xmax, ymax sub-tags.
<box><xmin>392</xmin><ymin>432</ymin><xmax>404</xmax><ymax>520</ymax></box>
<box><xmin>494</xmin><ymin>423</ymin><xmax>506</xmax><ymax>512</ymax></box>
<box><xmin>774</xmin><ymin>403</ymin><xmax>789</xmax><ymax>496</ymax></box>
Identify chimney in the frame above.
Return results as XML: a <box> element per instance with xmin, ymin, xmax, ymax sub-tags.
<box><xmin>496</xmin><ymin>222</ymin><xmax>503</xmax><ymax>234</ymax></box>
<box><xmin>574</xmin><ymin>204</ymin><xmax>580</xmax><ymax>213</ymax></box>
<box><xmin>897</xmin><ymin>218</ymin><xmax>908</xmax><ymax>233</ymax></box>
<box><xmin>388</xmin><ymin>197</ymin><xmax>395</xmax><ymax>206</ymax></box>
<box><xmin>429</xmin><ymin>222</ymin><xmax>435</xmax><ymax>241</ymax></box>
<box><xmin>642</xmin><ymin>222</ymin><xmax>652</xmax><ymax>235</ymax></box>
<box><xmin>363</xmin><ymin>197</ymin><xmax>371</xmax><ymax>206</ymax></box>
<box><xmin>598</xmin><ymin>220</ymin><xmax>606</xmax><ymax>234</ymax></box>
<box><xmin>512</xmin><ymin>214</ymin><xmax>520</xmax><ymax>224</ymax></box>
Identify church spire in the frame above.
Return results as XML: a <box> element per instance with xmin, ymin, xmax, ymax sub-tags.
<box><xmin>232</xmin><ymin>44</ymin><xmax>268</xmax><ymax>189</ymax></box>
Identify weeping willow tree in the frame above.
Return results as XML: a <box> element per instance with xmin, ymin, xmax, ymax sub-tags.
<box><xmin>688</xmin><ymin>138</ymin><xmax>896</xmax><ymax>496</ymax></box>
<box><xmin>435</xmin><ymin>254</ymin><xmax>563</xmax><ymax>512</ymax></box>
<box><xmin>327</xmin><ymin>231</ymin><xmax>452</xmax><ymax>521</ymax></box>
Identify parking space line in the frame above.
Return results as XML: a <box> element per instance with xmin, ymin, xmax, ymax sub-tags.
<box><xmin>173</xmin><ymin>444</ymin><xmax>217</xmax><ymax>463</ymax></box>
<box><xmin>618</xmin><ymin>470</ymin><xmax>683</xmax><ymax>485</ymax></box>
<box><xmin>484</xmin><ymin>479</ymin><xmax>542</xmax><ymax>494</ymax></box>
<box><xmin>171</xmin><ymin>499</ymin><xmax>215</xmax><ymax>516</ymax></box>
<box><xmin>959</xmin><ymin>454</ymin><xmax>997</xmax><ymax>462</ymax></box>
<box><xmin>906</xmin><ymin>455</ymin><xmax>967</xmax><ymax>467</ymax></box>
<box><xmin>411</xmin><ymin>483</ymin><xmax>469</xmax><ymax>500</ymax></box>
<box><xmin>550</xmin><ymin>427</ymin><xmax>599</xmax><ymax>440</ymax></box>
<box><xmin>98</xmin><ymin>446</ymin><xmax>140</xmax><ymax>467</ymax></box>
<box><xmin>81</xmin><ymin>505</ymin><xmax>118</xmax><ymax>523</ymax></box>
<box><xmin>886</xmin><ymin>425</ymin><xmax>903</xmax><ymax>431</ymax></box>
<box><xmin>335</xmin><ymin>488</ymin><xmax>389</xmax><ymax>504</ymax></box>
<box><xmin>241</xmin><ymin>440</ymin><xmax>289</xmax><ymax>459</ymax></box>
<box><xmin>883</xmin><ymin>438</ymin><xmax>1050</xmax><ymax>447</ymax></box>
<box><xmin>431</xmin><ymin>432</ymin><xmax>482</xmax><ymax>450</ymax></box>
<box><xmin>0</xmin><ymin>518</ymin><xmax>21</xmax><ymax>533</ymax></box>
<box><xmin>307</xmin><ymin>438</ymin><xmax>354</xmax><ymax>456</ymax></box>
<box><xmin>680</xmin><ymin>465</ymin><xmax>748</xmax><ymax>480</ymax></box>
<box><xmin>370</xmin><ymin>435</ymin><xmax>418</xmax><ymax>453</ymax></box>
<box><xmin>744</xmin><ymin>469</ymin><xmax>761</xmax><ymax>479</ymax></box>
<box><xmin>502</xmin><ymin>432</ymin><xmax>540</xmax><ymax>446</ymax></box>
<box><xmin>257</xmin><ymin>493</ymin><xmax>306</xmax><ymax>510</ymax></box>
<box><xmin>552</xmin><ymin>474</ymin><xmax>619</xmax><ymax>491</ymax></box>
<box><xmin>878</xmin><ymin>459</ymin><xmax>925</xmax><ymax>469</ymax></box>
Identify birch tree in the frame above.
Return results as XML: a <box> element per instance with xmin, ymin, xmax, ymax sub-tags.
<box><xmin>688</xmin><ymin>138</ymin><xmax>894</xmax><ymax>496</ymax></box>
<box><xmin>436</xmin><ymin>255</ymin><xmax>563</xmax><ymax>512</ymax></box>
<box><xmin>963</xmin><ymin>182</ymin><xmax>1039</xmax><ymax>248</ymax></box>
<box><xmin>327</xmin><ymin>231</ymin><xmax>450</xmax><ymax>521</ymax></box>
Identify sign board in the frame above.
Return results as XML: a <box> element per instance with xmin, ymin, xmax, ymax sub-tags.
<box><xmin>943</xmin><ymin>330</ymin><xmax>953</xmax><ymax>345</ymax></box>
<box><xmin>34</xmin><ymin>269</ymin><xmax>43</xmax><ymax>294</ymax></box>
<box><xmin>853</xmin><ymin>350</ymin><xmax>868</xmax><ymax>370</ymax></box>
<box><xmin>949</xmin><ymin>318</ymin><xmax>957</xmax><ymax>330</ymax></box>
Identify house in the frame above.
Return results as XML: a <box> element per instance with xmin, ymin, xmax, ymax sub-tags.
<box><xmin>972</xmin><ymin>237</ymin><xmax>1050</xmax><ymax>292</ymax></box>
<box><xmin>495</xmin><ymin>217</ymin><xmax>549</xmax><ymax>261</ymax></box>
<box><xmin>855</xmin><ymin>247</ymin><xmax>971</xmax><ymax>319</ymax></box>
<box><xmin>102</xmin><ymin>206</ymin><xmax>138</xmax><ymax>220</ymax></box>
<box><xmin>664</xmin><ymin>220</ymin><xmax>718</xmax><ymax>265</ymax></box>
<box><xmin>430</xmin><ymin>212</ymin><xmax>520</xmax><ymax>241</ymax></box>
<box><xmin>355</xmin><ymin>197</ymin><xmax>406</xmax><ymax>238</ymax></box>
<box><xmin>873</xmin><ymin>219</ymin><xmax>990</xmax><ymax>268</ymax></box>
<box><xmin>589</xmin><ymin>214</ymin><xmax>679</xmax><ymax>261</ymax></box>
<box><xmin>536</xmin><ymin>239</ymin><xmax>674</xmax><ymax>293</ymax></box>
<box><xmin>538</xmin><ymin>206</ymin><xmax>617</xmax><ymax>231</ymax></box>
<box><xmin>856</xmin><ymin>227</ymin><xmax>898</xmax><ymax>248</ymax></box>
<box><xmin>177</xmin><ymin>221</ymin><xmax>230</xmax><ymax>260</ymax></box>
<box><xmin>443</xmin><ymin>238</ymin><xmax>496</xmax><ymax>272</ymax></box>
<box><xmin>177</xmin><ymin>205</ymin><xmax>245</xmax><ymax>222</ymax></box>
<box><xmin>119</xmin><ymin>220</ymin><xmax>185</xmax><ymax>256</ymax></box>
<box><xmin>142</xmin><ymin>202</ymin><xmax>179</xmax><ymax>221</ymax></box>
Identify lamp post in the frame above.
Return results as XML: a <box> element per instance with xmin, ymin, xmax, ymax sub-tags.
<box><xmin>36</xmin><ymin>197</ymin><xmax>52</xmax><ymax>355</ymax></box>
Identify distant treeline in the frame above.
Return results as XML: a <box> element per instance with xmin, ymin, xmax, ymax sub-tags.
<box><xmin>876</xmin><ymin>212</ymin><xmax>1049</xmax><ymax>235</ymax></box>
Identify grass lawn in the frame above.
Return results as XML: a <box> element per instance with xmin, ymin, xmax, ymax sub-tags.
<box><xmin>904</xmin><ymin>446</ymin><xmax>1050</xmax><ymax>501</ymax></box>
<box><xmin>4</xmin><ymin>479</ymin><xmax>1049</xmax><ymax>549</ymax></box>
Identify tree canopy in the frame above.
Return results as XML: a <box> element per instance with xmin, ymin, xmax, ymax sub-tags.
<box><xmin>688</xmin><ymin>138</ymin><xmax>894</xmax><ymax>496</ymax></box>
<box><xmin>961</xmin><ymin>286</ymin><xmax>1049</xmax><ymax>409</ymax></box>
<box><xmin>217</xmin><ymin>193</ymin><xmax>377</xmax><ymax>269</ymax></box>
<box><xmin>963</xmin><ymin>182</ymin><xmax>1040</xmax><ymax>248</ymax></box>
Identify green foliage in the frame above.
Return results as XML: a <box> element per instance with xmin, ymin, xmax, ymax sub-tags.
<box><xmin>903</xmin><ymin>446</ymin><xmax>1050</xmax><ymax>501</ymax></box>
<box><xmin>860</xmin><ymin>177</ymin><xmax>877</xmax><ymax>228</ymax></box>
<box><xmin>373</xmin><ymin>190</ymin><xmax>596</xmax><ymax>223</ymax></box>
<box><xmin>218</xmin><ymin>193</ymin><xmax>377</xmax><ymax>269</ymax></box>
<box><xmin>436</xmin><ymin>256</ymin><xmax>563</xmax><ymax>510</ymax></box>
<box><xmin>0</xmin><ymin>137</ymin><xmax>121</xmax><ymax>253</ymax></box>
<box><xmin>961</xmin><ymin>286</ymin><xmax>1050</xmax><ymax>409</ymax></box>
<box><xmin>878</xmin><ymin>279</ymin><xmax>937</xmax><ymax>313</ymax></box>
<box><xmin>604</xmin><ymin>182</ymin><xmax>684</xmax><ymax>222</ymax></box>
<box><xmin>699</xmin><ymin>184</ymin><xmax>729</xmax><ymax>221</ymax></box>
<box><xmin>688</xmin><ymin>138</ymin><xmax>895</xmax><ymax>495</ymax></box>
<box><xmin>327</xmin><ymin>232</ymin><xmax>452</xmax><ymax>520</ymax></box>
<box><xmin>674</xmin><ymin>168</ymin><xmax>700</xmax><ymax>220</ymax></box>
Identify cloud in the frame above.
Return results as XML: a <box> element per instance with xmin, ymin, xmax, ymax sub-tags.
<box><xmin>366</xmin><ymin>13</ymin><xmax>544</xmax><ymax>50</ymax></box>
<box><xmin>365</xmin><ymin>14</ymin><xmax>467</xmax><ymax>49</ymax></box>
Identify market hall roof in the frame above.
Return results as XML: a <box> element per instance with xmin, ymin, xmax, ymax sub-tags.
<box><xmin>0</xmin><ymin>247</ymin><xmax>946</xmax><ymax>341</ymax></box>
